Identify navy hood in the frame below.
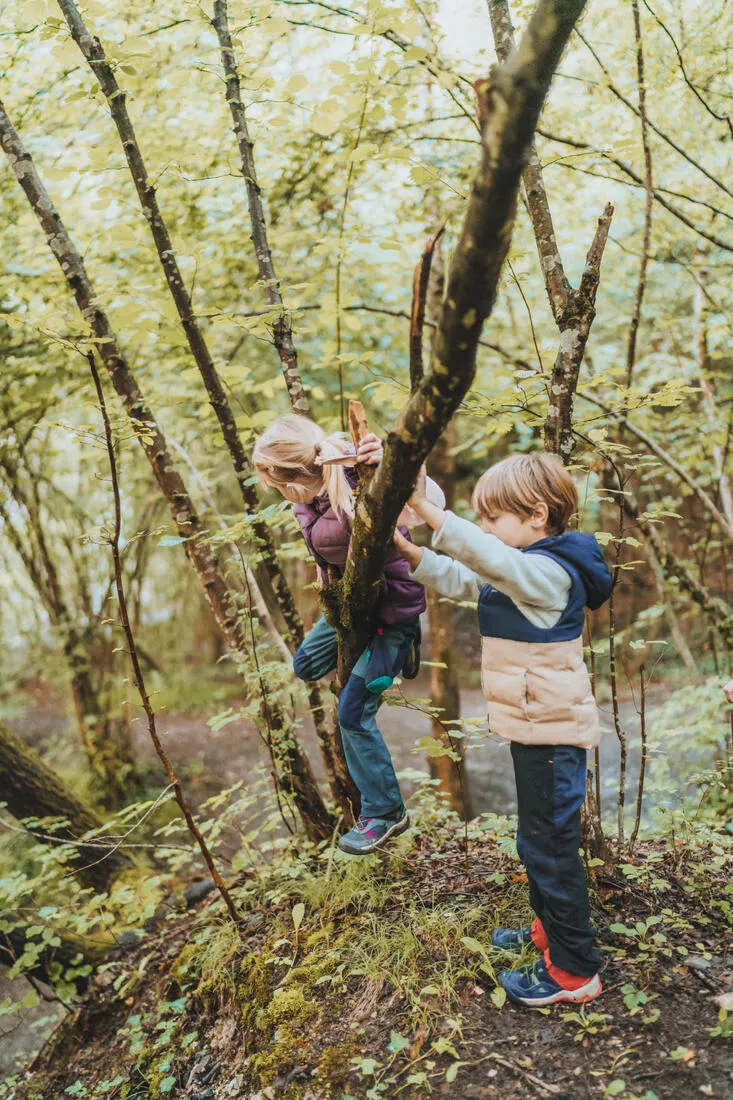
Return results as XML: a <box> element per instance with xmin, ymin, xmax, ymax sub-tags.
<box><xmin>526</xmin><ymin>531</ymin><xmax>613</xmax><ymax>611</ymax></box>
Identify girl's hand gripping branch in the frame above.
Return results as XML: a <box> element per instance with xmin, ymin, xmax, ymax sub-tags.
<box><xmin>355</xmin><ymin>432</ymin><xmax>383</xmax><ymax>465</ymax></box>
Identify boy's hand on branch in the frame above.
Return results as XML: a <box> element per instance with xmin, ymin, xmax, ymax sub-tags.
<box><xmin>724</xmin><ymin>679</ymin><xmax>733</xmax><ymax>704</ymax></box>
<box><xmin>408</xmin><ymin>464</ymin><xmax>428</xmax><ymax>508</ymax></box>
<box><xmin>356</xmin><ymin>433</ymin><xmax>382</xmax><ymax>466</ymax></box>
<box><xmin>393</xmin><ymin>528</ymin><xmax>423</xmax><ymax>569</ymax></box>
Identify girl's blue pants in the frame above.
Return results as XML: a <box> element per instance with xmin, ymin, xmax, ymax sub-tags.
<box><xmin>293</xmin><ymin>616</ymin><xmax>417</xmax><ymax>818</ymax></box>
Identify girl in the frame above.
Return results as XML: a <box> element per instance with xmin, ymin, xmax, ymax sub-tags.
<box><xmin>253</xmin><ymin>414</ymin><xmax>439</xmax><ymax>855</ymax></box>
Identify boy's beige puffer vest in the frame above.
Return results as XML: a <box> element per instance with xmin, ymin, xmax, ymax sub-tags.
<box><xmin>476</xmin><ymin>531</ymin><xmax>613</xmax><ymax>749</ymax></box>
<box><xmin>481</xmin><ymin>635</ymin><xmax>600</xmax><ymax>749</ymax></box>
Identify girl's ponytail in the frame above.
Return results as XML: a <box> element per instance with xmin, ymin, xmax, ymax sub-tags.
<box><xmin>317</xmin><ymin>434</ymin><xmax>355</xmax><ymax>520</ymax></box>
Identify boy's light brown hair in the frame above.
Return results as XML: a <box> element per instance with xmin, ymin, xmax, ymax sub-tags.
<box><xmin>471</xmin><ymin>453</ymin><xmax>578</xmax><ymax>536</ymax></box>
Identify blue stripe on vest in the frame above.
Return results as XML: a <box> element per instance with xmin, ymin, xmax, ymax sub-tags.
<box><xmin>477</xmin><ymin>532</ymin><xmax>611</xmax><ymax>643</ymax></box>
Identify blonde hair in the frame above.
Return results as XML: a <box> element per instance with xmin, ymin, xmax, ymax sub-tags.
<box><xmin>252</xmin><ymin>414</ymin><xmax>355</xmax><ymax>519</ymax></box>
<box><xmin>471</xmin><ymin>453</ymin><xmax>578</xmax><ymax>536</ymax></box>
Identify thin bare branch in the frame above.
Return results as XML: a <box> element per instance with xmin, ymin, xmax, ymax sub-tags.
<box><xmin>212</xmin><ymin>0</ymin><xmax>310</xmax><ymax>415</ymax></box>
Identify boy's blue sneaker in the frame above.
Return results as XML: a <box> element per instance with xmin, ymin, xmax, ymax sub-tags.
<box><xmin>337</xmin><ymin>807</ymin><xmax>410</xmax><ymax>855</ymax></box>
<box><xmin>491</xmin><ymin>927</ymin><xmax>534</xmax><ymax>954</ymax></box>
<box><xmin>499</xmin><ymin>958</ymin><xmax>602</xmax><ymax>1007</ymax></box>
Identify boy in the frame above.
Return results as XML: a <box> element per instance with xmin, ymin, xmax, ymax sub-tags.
<box><xmin>394</xmin><ymin>453</ymin><xmax>613</xmax><ymax>1006</ymax></box>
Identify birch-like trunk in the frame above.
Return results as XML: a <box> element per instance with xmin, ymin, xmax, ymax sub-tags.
<box><xmin>486</xmin><ymin>0</ymin><xmax>613</xmax><ymax>461</ymax></box>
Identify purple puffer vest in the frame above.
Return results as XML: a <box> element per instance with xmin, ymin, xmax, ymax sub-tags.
<box><xmin>292</xmin><ymin>475</ymin><xmax>426</xmax><ymax>625</ymax></box>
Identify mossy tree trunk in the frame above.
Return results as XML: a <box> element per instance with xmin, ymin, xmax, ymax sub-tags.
<box><xmin>0</xmin><ymin>720</ymin><xmax>132</xmax><ymax>892</ymax></box>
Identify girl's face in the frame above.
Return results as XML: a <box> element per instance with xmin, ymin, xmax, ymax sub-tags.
<box><xmin>272</xmin><ymin>470</ymin><xmax>323</xmax><ymax>505</ymax></box>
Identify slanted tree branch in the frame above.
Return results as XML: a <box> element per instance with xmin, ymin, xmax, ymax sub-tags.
<box><xmin>409</xmin><ymin>227</ymin><xmax>444</xmax><ymax>394</ymax></box>
<box><xmin>536</xmin><ymin>127</ymin><xmax>733</xmax><ymax>254</ymax></box>
<box><xmin>212</xmin><ymin>0</ymin><xmax>310</xmax><ymax>415</ymax></box>
<box><xmin>334</xmin><ymin>0</ymin><xmax>589</xmax><ymax>680</ymax></box>
<box><xmin>639</xmin><ymin>0</ymin><xmax>733</xmax><ymax>140</ymax></box>
<box><xmin>578</xmin><ymin>390</ymin><xmax>733</xmax><ymax>540</ymax></box>
<box><xmin>575</xmin><ymin>27</ymin><xmax>733</xmax><ymax>201</ymax></box>
<box><xmin>87</xmin><ymin>349</ymin><xmax>239</xmax><ymax>925</ymax></box>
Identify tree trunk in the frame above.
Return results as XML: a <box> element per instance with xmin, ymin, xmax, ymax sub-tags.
<box><xmin>0</xmin><ymin>720</ymin><xmax>131</xmax><ymax>892</ymax></box>
<box><xmin>56</xmin><ymin>0</ymin><xmax>353</xmax><ymax>818</ymax></box>
<box><xmin>423</xmin><ymin>235</ymin><xmax>472</xmax><ymax>819</ymax></box>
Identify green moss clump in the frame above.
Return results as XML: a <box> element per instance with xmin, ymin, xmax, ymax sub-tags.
<box><xmin>267</xmin><ymin>984</ymin><xmax>318</xmax><ymax>1027</ymax></box>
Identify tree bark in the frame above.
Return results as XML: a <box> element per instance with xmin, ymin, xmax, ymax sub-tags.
<box><xmin>426</xmin><ymin>425</ymin><xmax>473</xmax><ymax>819</ymax></box>
<box><xmin>421</xmin><ymin>234</ymin><xmax>472</xmax><ymax>818</ymax></box>
<box><xmin>336</xmin><ymin>0</ymin><xmax>588</xmax><ymax>682</ymax></box>
<box><xmin>0</xmin><ymin>720</ymin><xmax>131</xmax><ymax>892</ymax></box>
<box><xmin>486</xmin><ymin>0</ymin><xmax>613</xmax><ymax>462</ymax></box>
<box><xmin>0</xmin><ymin>100</ymin><xmax>332</xmax><ymax>842</ymax></box>
<box><xmin>212</xmin><ymin>0</ymin><xmax>310</xmax><ymax>416</ymax></box>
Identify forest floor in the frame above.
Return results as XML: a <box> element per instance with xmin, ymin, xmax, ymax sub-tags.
<box><xmin>4</xmin><ymin>817</ymin><xmax>732</xmax><ymax>1100</ymax></box>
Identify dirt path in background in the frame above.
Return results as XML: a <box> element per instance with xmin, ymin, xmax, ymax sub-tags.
<box><xmin>11</xmin><ymin>672</ymin><xmax>658</xmax><ymax>819</ymax></box>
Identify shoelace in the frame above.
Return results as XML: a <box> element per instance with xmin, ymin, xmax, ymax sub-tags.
<box><xmin>354</xmin><ymin>815</ymin><xmax>371</xmax><ymax>833</ymax></box>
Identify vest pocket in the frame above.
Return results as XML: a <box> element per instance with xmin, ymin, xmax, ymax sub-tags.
<box><xmin>523</xmin><ymin>666</ymin><xmax>581</xmax><ymax>723</ymax></box>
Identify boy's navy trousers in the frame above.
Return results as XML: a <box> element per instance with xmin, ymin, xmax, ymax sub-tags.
<box><xmin>511</xmin><ymin>742</ymin><xmax>602</xmax><ymax>977</ymax></box>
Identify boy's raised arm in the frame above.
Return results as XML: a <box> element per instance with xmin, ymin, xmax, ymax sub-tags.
<box><xmin>394</xmin><ymin>528</ymin><xmax>482</xmax><ymax>604</ymax></box>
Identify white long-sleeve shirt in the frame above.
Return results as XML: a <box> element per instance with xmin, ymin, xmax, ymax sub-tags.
<box><xmin>411</xmin><ymin>511</ymin><xmax>571</xmax><ymax>629</ymax></box>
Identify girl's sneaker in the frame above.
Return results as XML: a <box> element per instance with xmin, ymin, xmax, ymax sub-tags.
<box><xmin>337</xmin><ymin>807</ymin><xmax>410</xmax><ymax>855</ymax></box>
<box><xmin>499</xmin><ymin>958</ymin><xmax>602</xmax><ymax>1006</ymax></box>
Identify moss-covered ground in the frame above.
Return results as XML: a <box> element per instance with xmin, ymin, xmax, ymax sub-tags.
<box><xmin>3</xmin><ymin>810</ymin><xmax>732</xmax><ymax>1100</ymax></box>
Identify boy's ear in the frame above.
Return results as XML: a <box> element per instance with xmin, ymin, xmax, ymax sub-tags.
<box><xmin>531</xmin><ymin>502</ymin><xmax>549</xmax><ymax>528</ymax></box>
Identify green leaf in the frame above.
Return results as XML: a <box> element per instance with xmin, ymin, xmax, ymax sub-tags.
<box><xmin>445</xmin><ymin>1062</ymin><xmax>462</xmax><ymax>1083</ymax></box>
<box><xmin>605</xmin><ymin>1081</ymin><xmax>626</xmax><ymax>1096</ymax></box>
<box><xmin>460</xmin><ymin>936</ymin><xmax>488</xmax><ymax>956</ymax></box>
<box><xmin>160</xmin><ymin>1076</ymin><xmax>176</xmax><ymax>1093</ymax></box>
<box><xmin>388</xmin><ymin>1030</ymin><xmax>409</xmax><ymax>1053</ymax></box>
<box><xmin>291</xmin><ymin>902</ymin><xmax>305</xmax><ymax>932</ymax></box>
<box><xmin>491</xmin><ymin>986</ymin><xmax>506</xmax><ymax>1009</ymax></box>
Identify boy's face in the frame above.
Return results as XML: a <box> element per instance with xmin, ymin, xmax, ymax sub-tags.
<box><xmin>479</xmin><ymin>507</ymin><xmax>549</xmax><ymax>547</ymax></box>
